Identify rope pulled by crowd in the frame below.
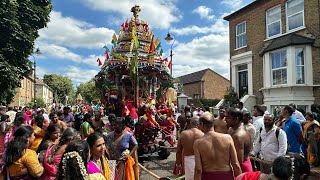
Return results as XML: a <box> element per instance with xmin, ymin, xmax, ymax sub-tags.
<box><xmin>138</xmin><ymin>163</ymin><xmax>185</xmax><ymax>180</ymax></box>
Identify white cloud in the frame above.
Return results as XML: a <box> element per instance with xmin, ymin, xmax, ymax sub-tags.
<box><xmin>192</xmin><ymin>6</ymin><xmax>214</xmax><ymax>20</ymax></box>
<box><xmin>36</xmin><ymin>66</ymin><xmax>48</xmax><ymax>78</ymax></box>
<box><xmin>37</xmin><ymin>11</ymin><xmax>115</xmax><ymax>49</ymax></box>
<box><xmin>81</xmin><ymin>0</ymin><xmax>181</xmax><ymax>29</ymax></box>
<box><xmin>170</xmin><ymin>18</ymin><xmax>228</xmax><ymax>36</ymax></box>
<box><xmin>82</xmin><ymin>54</ymin><xmax>106</xmax><ymax>66</ymax></box>
<box><xmin>64</xmin><ymin>66</ymin><xmax>99</xmax><ymax>83</ymax></box>
<box><xmin>37</xmin><ymin>43</ymin><xmax>82</xmax><ymax>62</ymax></box>
<box><xmin>172</xmin><ymin>34</ymin><xmax>230</xmax><ymax>79</ymax></box>
<box><xmin>221</xmin><ymin>0</ymin><xmax>244</xmax><ymax>10</ymax></box>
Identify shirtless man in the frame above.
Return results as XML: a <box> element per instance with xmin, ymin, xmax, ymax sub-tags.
<box><xmin>177</xmin><ymin>105</ymin><xmax>191</xmax><ymax>133</ymax></box>
<box><xmin>49</xmin><ymin>112</ymin><xmax>67</xmax><ymax>133</ymax></box>
<box><xmin>214</xmin><ymin>106</ymin><xmax>228</xmax><ymax>133</ymax></box>
<box><xmin>194</xmin><ymin>112</ymin><xmax>241</xmax><ymax>180</ymax></box>
<box><xmin>92</xmin><ymin>110</ymin><xmax>104</xmax><ymax>129</ymax></box>
<box><xmin>175</xmin><ymin>116</ymin><xmax>204</xmax><ymax>180</ymax></box>
<box><xmin>225</xmin><ymin>107</ymin><xmax>252</xmax><ymax>173</ymax></box>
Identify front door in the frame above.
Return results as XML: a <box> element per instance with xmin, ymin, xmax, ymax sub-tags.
<box><xmin>238</xmin><ymin>64</ymin><xmax>248</xmax><ymax>98</ymax></box>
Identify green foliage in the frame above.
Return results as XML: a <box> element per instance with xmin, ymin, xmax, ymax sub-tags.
<box><xmin>0</xmin><ymin>0</ymin><xmax>52</xmax><ymax>105</ymax></box>
<box><xmin>188</xmin><ymin>98</ymin><xmax>220</xmax><ymax>108</ymax></box>
<box><xmin>76</xmin><ymin>80</ymin><xmax>100</xmax><ymax>104</ymax></box>
<box><xmin>28</xmin><ymin>97</ymin><xmax>45</xmax><ymax>108</ymax></box>
<box><xmin>43</xmin><ymin>74</ymin><xmax>73</xmax><ymax>103</ymax></box>
<box><xmin>223</xmin><ymin>86</ymin><xmax>239</xmax><ymax>107</ymax></box>
<box><xmin>200</xmin><ymin>99</ymin><xmax>220</xmax><ymax>107</ymax></box>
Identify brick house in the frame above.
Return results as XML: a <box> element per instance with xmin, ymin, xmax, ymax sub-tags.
<box><xmin>10</xmin><ymin>75</ymin><xmax>35</xmax><ymax>107</ymax></box>
<box><xmin>176</xmin><ymin>68</ymin><xmax>230</xmax><ymax>100</ymax></box>
<box><xmin>36</xmin><ymin>78</ymin><xmax>54</xmax><ymax>105</ymax></box>
<box><xmin>224</xmin><ymin>0</ymin><xmax>320</xmax><ymax>112</ymax></box>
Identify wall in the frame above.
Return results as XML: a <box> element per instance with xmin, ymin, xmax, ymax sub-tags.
<box><xmin>227</xmin><ymin>0</ymin><xmax>320</xmax><ymax>106</ymax></box>
<box><xmin>10</xmin><ymin>76</ymin><xmax>34</xmax><ymax>106</ymax></box>
<box><xmin>203</xmin><ymin>70</ymin><xmax>230</xmax><ymax>99</ymax></box>
<box><xmin>182</xmin><ymin>82</ymin><xmax>201</xmax><ymax>99</ymax></box>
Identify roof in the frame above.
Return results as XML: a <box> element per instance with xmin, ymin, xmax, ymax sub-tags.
<box><xmin>35</xmin><ymin>78</ymin><xmax>44</xmax><ymax>84</ymax></box>
<box><xmin>224</xmin><ymin>0</ymin><xmax>263</xmax><ymax>21</ymax></box>
<box><xmin>35</xmin><ymin>78</ymin><xmax>53</xmax><ymax>90</ymax></box>
<box><xmin>261</xmin><ymin>34</ymin><xmax>315</xmax><ymax>54</ymax></box>
<box><xmin>177</xmin><ymin>68</ymin><xmax>229</xmax><ymax>84</ymax></box>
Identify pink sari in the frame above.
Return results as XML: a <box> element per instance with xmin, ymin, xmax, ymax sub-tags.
<box><xmin>40</xmin><ymin>144</ymin><xmax>62</xmax><ymax>180</ymax></box>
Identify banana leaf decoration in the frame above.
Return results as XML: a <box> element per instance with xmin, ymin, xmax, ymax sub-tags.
<box><xmin>111</xmin><ymin>52</ymin><xmax>126</xmax><ymax>62</ymax></box>
<box><xmin>129</xmin><ymin>26</ymin><xmax>139</xmax><ymax>83</ymax></box>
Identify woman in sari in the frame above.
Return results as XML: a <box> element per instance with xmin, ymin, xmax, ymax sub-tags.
<box><xmin>106</xmin><ymin>117</ymin><xmax>138</xmax><ymax>180</ymax></box>
<box><xmin>37</xmin><ymin>124</ymin><xmax>60</xmax><ymax>153</ymax></box>
<box><xmin>80</xmin><ymin>113</ymin><xmax>95</xmax><ymax>139</ymax></box>
<box><xmin>56</xmin><ymin>140</ymin><xmax>92</xmax><ymax>180</ymax></box>
<box><xmin>87</xmin><ymin>132</ymin><xmax>113</xmax><ymax>180</ymax></box>
<box><xmin>5</xmin><ymin>125</ymin><xmax>44</xmax><ymax>179</ymax></box>
<box><xmin>30</xmin><ymin>114</ymin><xmax>46</xmax><ymax>151</ymax></box>
<box><xmin>304</xmin><ymin>112</ymin><xmax>320</xmax><ymax>167</ymax></box>
<box><xmin>41</xmin><ymin>128</ymin><xmax>79</xmax><ymax>180</ymax></box>
<box><xmin>4</xmin><ymin>114</ymin><xmax>27</xmax><ymax>147</ymax></box>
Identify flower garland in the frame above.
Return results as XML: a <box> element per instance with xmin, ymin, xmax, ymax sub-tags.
<box><xmin>284</xmin><ymin>155</ymin><xmax>295</xmax><ymax>180</ymax></box>
<box><xmin>61</xmin><ymin>151</ymin><xmax>89</xmax><ymax>180</ymax></box>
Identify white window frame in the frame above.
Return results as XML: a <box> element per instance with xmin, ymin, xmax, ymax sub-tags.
<box><xmin>236</xmin><ymin>21</ymin><xmax>246</xmax><ymax>49</ymax></box>
<box><xmin>263</xmin><ymin>45</ymin><xmax>313</xmax><ymax>88</ymax></box>
<box><xmin>295</xmin><ymin>47</ymin><xmax>305</xmax><ymax>84</ymax></box>
<box><xmin>270</xmin><ymin>49</ymin><xmax>288</xmax><ymax>86</ymax></box>
<box><xmin>286</xmin><ymin>0</ymin><xmax>305</xmax><ymax>32</ymax></box>
<box><xmin>266</xmin><ymin>5</ymin><xmax>282</xmax><ymax>38</ymax></box>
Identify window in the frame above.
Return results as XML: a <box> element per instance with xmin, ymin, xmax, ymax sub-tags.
<box><xmin>266</xmin><ymin>6</ymin><xmax>281</xmax><ymax>38</ymax></box>
<box><xmin>286</xmin><ymin>0</ymin><xmax>304</xmax><ymax>31</ymax></box>
<box><xmin>236</xmin><ymin>22</ymin><xmax>246</xmax><ymax>49</ymax></box>
<box><xmin>193</xmin><ymin>94</ymin><xmax>200</xmax><ymax>99</ymax></box>
<box><xmin>295</xmin><ymin>48</ymin><xmax>305</xmax><ymax>84</ymax></box>
<box><xmin>271</xmin><ymin>50</ymin><xmax>287</xmax><ymax>85</ymax></box>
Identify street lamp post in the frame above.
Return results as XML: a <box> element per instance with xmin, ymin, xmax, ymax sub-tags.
<box><xmin>165</xmin><ymin>32</ymin><xmax>175</xmax><ymax>76</ymax></box>
<box><xmin>33</xmin><ymin>48</ymin><xmax>41</xmax><ymax>110</ymax></box>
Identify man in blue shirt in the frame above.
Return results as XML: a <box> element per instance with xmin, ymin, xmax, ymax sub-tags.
<box><xmin>283</xmin><ymin>105</ymin><xmax>304</xmax><ymax>154</ymax></box>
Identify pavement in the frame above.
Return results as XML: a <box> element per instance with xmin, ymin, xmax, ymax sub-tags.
<box><xmin>139</xmin><ymin>130</ymin><xmax>180</xmax><ymax>180</ymax></box>
<box><xmin>139</xmin><ymin>149</ymin><xmax>179</xmax><ymax>180</ymax></box>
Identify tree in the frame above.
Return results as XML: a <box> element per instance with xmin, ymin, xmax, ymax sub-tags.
<box><xmin>0</xmin><ymin>0</ymin><xmax>52</xmax><ymax>105</ymax></box>
<box><xmin>43</xmin><ymin>74</ymin><xmax>73</xmax><ymax>103</ymax></box>
<box><xmin>223</xmin><ymin>86</ymin><xmax>239</xmax><ymax>107</ymax></box>
<box><xmin>28</xmin><ymin>97</ymin><xmax>45</xmax><ymax>108</ymax></box>
<box><xmin>76</xmin><ymin>80</ymin><xmax>100</xmax><ymax>104</ymax></box>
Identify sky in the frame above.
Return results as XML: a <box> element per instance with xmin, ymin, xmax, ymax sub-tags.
<box><xmin>33</xmin><ymin>0</ymin><xmax>254</xmax><ymax>87</ymax></box>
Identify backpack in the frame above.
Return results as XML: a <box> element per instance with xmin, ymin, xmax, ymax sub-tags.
<box><xmin>259</xmin><ymin>127</ymin><xmax>280</xmax><ymax>143</ymax></box>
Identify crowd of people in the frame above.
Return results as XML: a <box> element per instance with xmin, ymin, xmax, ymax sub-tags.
<box><xmin>174</xmin><ymin>103</ymin><xmax>318</xmax><ymax>180</ymax></box>
<box><xmin>0</xmin><ymin>100</ymin><xmax>181</xmax><ymax>180</ymax></box>
<box><xmin>0</xmin><ymin>104</ymin><xmax>141</xmax><ymax>180</ymax></box>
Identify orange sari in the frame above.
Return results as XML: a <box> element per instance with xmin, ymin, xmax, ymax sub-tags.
<box><xmin>30</xmin><ymin>125</ymin><xmax>45</xmax><ymax>151</ymax></box>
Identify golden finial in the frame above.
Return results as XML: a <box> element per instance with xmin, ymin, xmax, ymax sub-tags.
<box><xmin>131</xmin><ymin>5</ymin><xmax>141</xmax><ymax>19</ymax></box>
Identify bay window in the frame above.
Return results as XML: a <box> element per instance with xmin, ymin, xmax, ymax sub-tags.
<box><xmin>295</xmin><ymin>48</ymin><xmax>305</xmax><ymax>84</ymax></box>
<box><xmin>271</xmin><ymin>50</ymin><xmax>287</xmax><ymax>85</ymax></box>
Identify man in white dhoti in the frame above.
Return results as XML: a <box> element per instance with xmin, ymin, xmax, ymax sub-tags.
<box><xmin>175</xmin><ymin>116</ymin><xmax>204</xmax><ymax>180</ymax></box>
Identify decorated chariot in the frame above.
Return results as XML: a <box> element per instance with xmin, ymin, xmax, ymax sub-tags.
<box><xmin>95</xmin><ymin>5</ymin><xmax>177</xmax><ymax>159</ymax></box>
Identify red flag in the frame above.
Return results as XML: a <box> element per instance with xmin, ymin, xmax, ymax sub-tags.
<box><xmin>149</xmin><ymin>34</ymin><xmax>155</xmax><ymax>53</ymax></box>
<box><xmin>145</xmin><ymin>24</ymin><xmax>149</xmax><ymax>32</ymax></box>
<box><xmin>161</xmin><ymin>57</ymin><xmax>168</xmax><ymax>63</ymax></box>
<box><xmin>104</xmin><ymin>51</ymin><xmax>109</xmax><ymax>60</ymax></box>
<box><xmin>168</xmin><ymin>59</ymin><xmax>172</xmax><ymax>69</ymax></box>
<box><xmin>121</xmin><ymin>23</ymin><xmax>125</xmax><ymax>30</ymax></box>
<box><xmin>97</xmin><ymin>58</ymin><xmax>102</xmax><ymax>66</ymax></box>
<box><xmin>125</xmin><ymin>19</ymin><xmax>129</xmax><ymax>28</ymax></box>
